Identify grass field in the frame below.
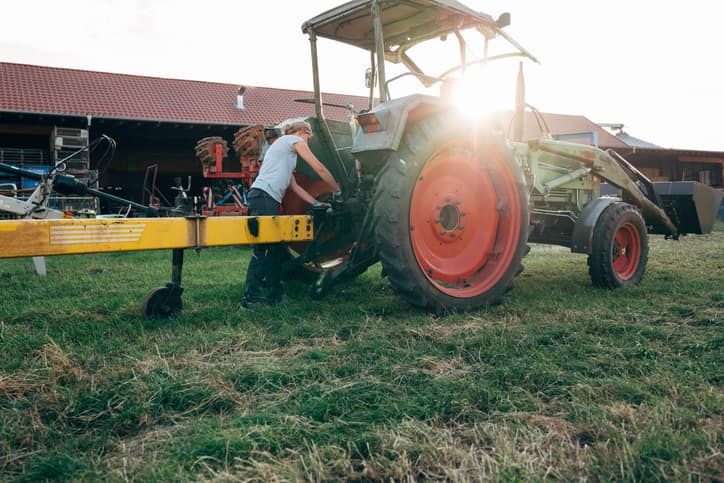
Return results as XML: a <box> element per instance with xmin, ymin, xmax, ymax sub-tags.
<box><xmin>1</xmin><ymin>225</ymin><xmax>722</xmax><ymax>481</ymax></box>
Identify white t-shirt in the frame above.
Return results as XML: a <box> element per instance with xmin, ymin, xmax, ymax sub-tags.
<box><xmin>250</xmin><ymin>134</ymin><xmax>302</xmax><ymax>203</ymax></box>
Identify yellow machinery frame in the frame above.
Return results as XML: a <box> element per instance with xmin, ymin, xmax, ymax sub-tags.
<box><xmin>0</xmin><ymin>215</ymin><xmax>312</xmax><ymax>258</ymax></box>
<box><xmin>0</xmin><ymin>215</ymin><xmax>314</xmax><ymax>317</ymax></box>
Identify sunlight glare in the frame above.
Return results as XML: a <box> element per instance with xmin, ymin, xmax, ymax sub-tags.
<box><xmin>447</xmin><ymin>66</ymin><xmax>516</xmax><ymax>120</ymax></box>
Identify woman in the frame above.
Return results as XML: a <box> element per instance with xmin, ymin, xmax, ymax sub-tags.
<box><xmin>242</xmin><ymin>120</ymin><xmax>339</xmax><ymax>308</ymax></box>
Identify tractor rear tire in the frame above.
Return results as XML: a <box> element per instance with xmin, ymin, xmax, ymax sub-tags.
<box><xmin>373</xmin><ymin>116</ymin><xmax>530</xmax><ymax>312</ymax></box>
<box><xmin>588</xmin><ymin>202</ymin><xmax>648</xmax><ymax>288</ymax></box>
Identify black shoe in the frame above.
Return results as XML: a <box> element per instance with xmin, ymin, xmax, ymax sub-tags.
<box><xmin>240</xmin><ymin>298</ymin><xmax>262</xmax><ymax>310</ymax></box>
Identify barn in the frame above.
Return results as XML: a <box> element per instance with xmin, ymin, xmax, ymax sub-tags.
<box><xmin>1</xmin><ymin>61</ymin><xmax>721</xmax><ymax>215</ymax></box>
<box><xmin>0</xmin><ymin>62</ymin><xmax>366</xmax><ymax>213</ymax></box>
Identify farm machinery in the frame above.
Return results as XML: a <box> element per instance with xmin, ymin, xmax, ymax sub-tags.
<box><xmin>193</xmin><ymin>126</ymin><xmax>278</xmax><ymax>216</ymax></box>
<box><xmin>219</xmin><ymin>0</ymin><xmax>720</xmax><ymax>312</ymax></box>
<box><xmin>0</xmin><ymin>0</ymin><xmax>721</xmax><ymax>317</ymax></box>
<box><xmin>0</xmin><ymin>139</ymin><xmax>314</xmax><ymax>317</ymax></box>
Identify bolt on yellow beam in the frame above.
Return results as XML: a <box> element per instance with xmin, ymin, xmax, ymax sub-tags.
<box><xmin>0</xmin><ymin>215</ymin><xmax>313</xmax><ymax>258</ymax></box>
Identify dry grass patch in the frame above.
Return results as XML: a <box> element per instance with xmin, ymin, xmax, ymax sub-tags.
<box><xmin>372</xmin><ymin>417</ymin><xmax>593</xmax><ymax>480</ymax></box>
<box><xmin>107</xmin><ymin>423</ymin><xmax>188</xmax><ymax>481</ymax></box>
<box><xmin>0</xmin><ymin>338</ymin><xmax>83</xmax><ymax>399</ymax></box>
<box><xmin>417</xmin><ymin>355</ymin><xmax>471</xmax><ymax>379</ymax></box>
<box><xmin>196</xmin><ymin>416</ymin><xmax>596</xmax><ymax>481</ymax></box>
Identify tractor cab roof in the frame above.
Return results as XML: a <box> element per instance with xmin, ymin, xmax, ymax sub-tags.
<box><xmin>302</xmin><ymin>0</ymin><xmax>504</xmax><ymax>64</ymax></box>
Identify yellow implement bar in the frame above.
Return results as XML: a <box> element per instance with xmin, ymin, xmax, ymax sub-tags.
<box><xmin>0</xmin><ymin>215</ymin><xmax>313</xmax><ymax>258</ymax></box>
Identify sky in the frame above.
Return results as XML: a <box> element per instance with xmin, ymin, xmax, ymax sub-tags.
<box><xmin>2</xmin><ymin>0</ymin><xmax>723</xmax><ymax>151</ymax></box>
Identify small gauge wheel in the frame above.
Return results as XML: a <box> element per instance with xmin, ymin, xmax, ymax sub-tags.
<box><xmin>141</xmin><ymin>284</ymin><xmax>183</xmax><ymax>318</ymax></box>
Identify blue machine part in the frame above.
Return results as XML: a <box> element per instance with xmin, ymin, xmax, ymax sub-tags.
<box><xmin>218</xmin><ymin>184</ymin><xmax>244</xmax><ymax>205</ymax></box>
<box><xmin>18</xmin><ymin>165</ymin><xmax>51</xmax><ymax>189</ymax></box>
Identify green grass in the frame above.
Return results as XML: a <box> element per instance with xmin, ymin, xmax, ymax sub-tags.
<box><xmin>1</xmin><ymin>225</ymin><xmax>722</xmax><ymax>481</ymax></box>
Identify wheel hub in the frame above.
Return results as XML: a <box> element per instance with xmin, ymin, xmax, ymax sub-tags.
<box><xmin>613</xmin><ymin>242</ymin><xmax>621</xmax><ymax>259</ymax></box>
<box><xmin>434</xmin><ymin>200</ymin><xmax>464</xmax><ymax>241</ymax></box>
<box><xmin>438</xmin><ymin>202</ymin><xmax>460</xmax><ymax>230</ymax></box>
<box><xmin>612</xmin><ymin>222</ymin><xmax>641</xmax><ymax>280</ymax></box>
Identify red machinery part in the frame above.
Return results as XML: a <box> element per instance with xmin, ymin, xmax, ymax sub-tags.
<box><xmin>195</xmin><ymin>125</ymin><xmax>272</xmax><ymax>216</ymax></box>
<box><xmin>194</xmin><ymin>136</ymin><xmax>232</xmax><ymax>177</ymax></box>
<box><xmin>612</xmin><ymin>222</ymin><xmax>642</xmax><ymax>281</ymax></box>
<box><xmin>281</xmin><ymin>172</ymin><xmax>343</xmax><ymax>270</ymax></box>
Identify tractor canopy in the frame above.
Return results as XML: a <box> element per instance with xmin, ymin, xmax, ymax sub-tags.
<box><xmin>302</xmin><ymin>0</ymin><xmax>501</xmax><ymax>59</ymax></box>
<box><xmin>302</xmin><ymin>0</ymin><xmax>537</xmax><ymax>104</ymax></box>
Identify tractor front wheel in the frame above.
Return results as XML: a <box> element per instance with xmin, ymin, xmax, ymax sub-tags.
<box><xmin>588</xmin><ymin>202</ymin><xmax>648</xmax><ymax>288</ymax></box>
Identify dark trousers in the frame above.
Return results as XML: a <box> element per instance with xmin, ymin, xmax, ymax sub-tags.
<box><xmin>244</xmin><ymin>188</ymin><xmax>286</xmax><ymax>303</ymax></box>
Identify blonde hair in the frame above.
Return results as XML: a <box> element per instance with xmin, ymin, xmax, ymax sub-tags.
<box><xmin>283</xmin><ymin>120</ymin><xmax>312</xmax><ymax>135</ymax></box>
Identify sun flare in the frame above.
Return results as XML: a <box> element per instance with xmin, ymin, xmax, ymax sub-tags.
<box><xmin>446</xmin><ymin>66</ymin><xmax>517</xmax><ymax>120</ymax></box>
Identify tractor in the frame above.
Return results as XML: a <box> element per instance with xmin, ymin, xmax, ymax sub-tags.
<box><xmin>205</xmin><ymin>0</ymin><xmax>723</xmax><ymax>312</ymax></box>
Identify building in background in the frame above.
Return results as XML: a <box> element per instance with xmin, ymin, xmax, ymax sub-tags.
<box><xmin>0</xmin><ymin>62</ymin><xmax>365</xmax><ymax>212</ymax></box>
<box><xmin>1</xmin><ymin>62</ymin><xmax>721</xmax><ymax>214</ymax></box>
<box><xmin>509</xmin><ymin>112</ymin><xmax>722</xmax><ymax>189</ymax></box>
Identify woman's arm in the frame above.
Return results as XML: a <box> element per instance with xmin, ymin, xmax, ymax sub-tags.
<box><xmin>293</xmin><ymin>142</ymin><xmax>341</xmax><ymax>191</ymax></box>
<box><xmin>289</xmin><ymin>175</ymin><xmax>318</xmax><ymax>205</ymax></box>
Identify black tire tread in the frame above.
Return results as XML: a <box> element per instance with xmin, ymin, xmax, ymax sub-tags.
<box><xmin>587</xmin><ymin>202</ymin><xmax>648</xmax><ymax>289</ymax></box>
<box><xmin>372</xmin><ymin>115</ymin><xmax>529</xmax><ymax>312</ymax></box>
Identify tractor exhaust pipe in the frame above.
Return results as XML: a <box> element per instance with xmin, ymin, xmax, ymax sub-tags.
<box><xmin>512</xmin><ymin>61</ymin><xmax>525</xmax><ymax>142</ymax></box>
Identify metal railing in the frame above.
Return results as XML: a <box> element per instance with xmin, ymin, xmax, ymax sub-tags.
<box><xmin>0</xmin><ymin>148</ymin><xmax>50</xmax><ymax>166</ymax></box>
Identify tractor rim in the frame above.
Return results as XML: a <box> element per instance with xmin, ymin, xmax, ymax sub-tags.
<box><xmin>409</xmin><ymin>144</ymin><xmax>521</xmax><ymax>297</ymax></box>
<box><xmin>612</xmin><ymin>221</ymin><xmax>641</xmax><ymax>280</ymax></box>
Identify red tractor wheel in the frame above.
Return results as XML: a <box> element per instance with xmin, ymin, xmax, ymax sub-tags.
<box><xmin>588</xmin><ymin>202</ymin><xmax>648</xmax><ymax>288</ymax></box>
<box><xmin>373</xmin><ymin>117</ymin><xmax>529</xmax><ymax>312</ymax></box>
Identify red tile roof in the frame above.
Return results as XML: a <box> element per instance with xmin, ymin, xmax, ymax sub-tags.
<box><xmin>0</xmin><ymin>62</ymin><xmax>628</xmax><ymax>149</ymax></box>
<box><xmin>499</xmin><ymin>111</ymin><xmax>629</xmax><ymax>148</ymax></box>
<box><xmin>0</xmin><ymin>62</ymin><xmax>368</xmax><ymax>126</ymax></box>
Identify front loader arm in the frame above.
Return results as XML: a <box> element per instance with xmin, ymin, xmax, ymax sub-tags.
<box><xmin>528</xmin><ymin>140</ymin><xmax>678</xmax><ymax>237</ymax></box>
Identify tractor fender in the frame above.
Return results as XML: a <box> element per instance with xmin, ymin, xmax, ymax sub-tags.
<box><xmin>571</xmin><ymin>196</ymin><xmax>622</xmax><ymax>254</ymax></box>
<box><xmin>351</xmin><ymin>95</ymin><xmax>447</xmax><ymax>154</ymax></box>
